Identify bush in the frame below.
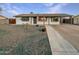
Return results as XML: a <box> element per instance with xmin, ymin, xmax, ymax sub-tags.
<box><xmin>41</xmin><ymin>28</ymin><xmax>46</xmax><ymax>32</ymax></box>
<box><xmin>36</xmin><ymin>25</ymin><xmax>39</xmax><ymax>27</ymax></box>
<box><xmin>39</xmin><ymin>27</ymin><xmax>46</xmax><ymax>32</ymax></box>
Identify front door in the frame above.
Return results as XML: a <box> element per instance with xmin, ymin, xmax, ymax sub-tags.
<box><xmin>33</xmin><ymin>17</ymin><xmax>37</xmax><ymax>24</ymax></box>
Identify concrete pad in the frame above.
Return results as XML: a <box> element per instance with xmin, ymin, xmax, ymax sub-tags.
<box><xmin>45</xmin><ymin>25</ymin><xmax>78</xmax><ymax>55</ymax></box>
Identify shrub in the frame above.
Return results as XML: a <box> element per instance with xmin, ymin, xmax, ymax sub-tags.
<box><xmin>38</xmin><ymin>27</ymin><xmax>46</xmax><ymax>32</ymax></box>
<box><xmin>41</xmin><ymin>28</ymin><xmax>46</xmax><ymax>32</ymax></box>
<box><xmin>36</xmin><ymin>25</ymin><xmax>39</xmax><ymax>27</ymax></box>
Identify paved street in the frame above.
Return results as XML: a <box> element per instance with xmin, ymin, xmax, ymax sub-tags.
<box><xmin>46</xmin><ymin>24</ymin><xmax>79</xmax><ymax>55</ymax></box>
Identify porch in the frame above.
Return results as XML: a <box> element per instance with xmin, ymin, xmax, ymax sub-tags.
<box><xmin>20</xmin><ymin>16</ymin><xmax>61</xmax><ymax>25</ymax></box>
<box><xmin>15</xmin><ymin>14</ymin><xmax>73</xmax><ymax>25</ymax></box>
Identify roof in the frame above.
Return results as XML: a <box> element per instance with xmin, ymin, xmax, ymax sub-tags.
<box><xmin>14</xmin><ymin>13</ymin><xmax>73</xmax><ymax>17</ymax></box>
<box><xmin>0</xmin><ymin>15</ymin><xmax>7</xmax><ymax>19</ymax></box>
<box><xmin>74</xmin><ymin>15</ymin><xmax>79</xmax><ymax>17</ymax></box>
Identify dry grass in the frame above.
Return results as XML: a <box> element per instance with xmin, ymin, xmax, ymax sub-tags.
<box><xmin>0</xmin><ymin>24</ymin><xmax>52</xmax><ymax>55</ymax></box>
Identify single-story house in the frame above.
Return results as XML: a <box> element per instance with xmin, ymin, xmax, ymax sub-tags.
<box><xmin>73</xmin><ymin>15</ymin><xmax>79</xmax><ymax>25</ymax></box>
<box><xmin>14</xmin><ymin>13</ymin><xmax>73</xmax><ymax>25</ymax></box>
<box><xmin>0</xmin><ymin>15</ymin><xmax>9</xmax><ymax>24</ymax></box>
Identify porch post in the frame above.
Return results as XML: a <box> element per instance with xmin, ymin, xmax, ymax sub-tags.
<box><xmin>47</xmin><ymin>17</ymin><xmax>49</xmax><ymax>25</ymax></box>
<box><xmin>43</xmin><ymin>16</ymin><xmax>45</xmax><ymax>25</ymax></box>
<box><xmin>70</xmin><ymin>16</ymin><xmax>73</xmax><ymax>24</ymax></box>
<box><xmin>58</xmin><ymin>17</ymin><xmax>61</xmax><ymax>24</ymax></box>
<box><xmin>29</xmin><ymin>17</ymin><xmax>32</xmax><ymax>25</ymax></box>
<box><xmin>60</xmin><ymin>17</ymin><xmax>63</xmax><ymax>24</ymax></box>
<box><xmin>37</xmin><ymin>16</ymin><xmax>39</xmax><ymax>25</ymax></box>
<box><xmin>31</xmin><ymin>17</ymin><xmax>34</xmax><ymax>25</ymax></box>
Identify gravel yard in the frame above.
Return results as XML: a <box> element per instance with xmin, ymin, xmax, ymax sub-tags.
<box><xmin>0</xmin><ymin>24</ymin><xmax>52</xmax><ymax>55</ymax></box>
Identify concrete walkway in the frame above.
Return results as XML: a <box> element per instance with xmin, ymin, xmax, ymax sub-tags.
<box><xmin>45</xmin><ymin>25</ymin><xmax>78</xmax><ymax>55</ymax></box>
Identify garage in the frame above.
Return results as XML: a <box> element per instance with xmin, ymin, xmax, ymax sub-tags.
<box><xmin>61</xmin><ymin>16</ymin><xmax>73</xmax><ymax>24</ymax></box>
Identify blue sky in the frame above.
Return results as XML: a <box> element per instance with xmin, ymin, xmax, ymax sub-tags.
<box><xmin>0</xmin><ymin>3</ymin><xmax>79</xmax><ymax>18</ymax></box>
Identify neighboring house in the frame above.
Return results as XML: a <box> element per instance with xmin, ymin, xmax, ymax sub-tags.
<box><xmin>0</xmin><ymin>15</ymin><xmax>9</xmax><ymax>24</ymax></box>
<box><xmin>73</xmin><ymin>15</ymin><xmax>79</xmax><ymax>25</ymax></box>
<box><xmin>14</xmin><ymin>13</ymin><xmax>73</xmax><ymax>25</ymax></box>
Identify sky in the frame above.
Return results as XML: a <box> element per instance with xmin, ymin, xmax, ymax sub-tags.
<box><xmin>0</xmin><ymin>3</ymin><xmax>79</xmax><ymax>18</ymax></box>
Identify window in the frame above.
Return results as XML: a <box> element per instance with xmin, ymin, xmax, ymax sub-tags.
<box><xmin>39</xmin><ymin>16</ymin><xmax>47</xmax><ymax>21</ymax></box>
<box><xmin>53</xmin><ymin>17</ymin><xmax>58</xmax><ymax>22</ymax></box>
<box><xmin>44</xmin><ymin>17</ymin><xmax>47</xmax><ymax>21</ymax></box>
<box><xmin>39</xmin><ymin>17</ymin><xmax>43</xmax><ymax>21</ymax></box>
<box><xmin>21</xmin><ymin>17</ymin><xmax>29</xmax><ymax>21</ymax></box>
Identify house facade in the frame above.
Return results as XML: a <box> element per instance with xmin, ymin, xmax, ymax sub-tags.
<box><xmin>14</xmin><ymin>14</ymin><xmax>73</xmax><ymax>25</ymax></box>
